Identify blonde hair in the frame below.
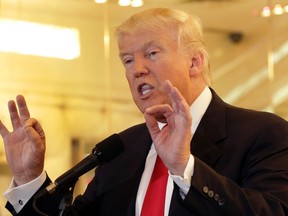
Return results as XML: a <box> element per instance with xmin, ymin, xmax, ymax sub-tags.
<box><xmin>114</xmin><ymin>8</ymin><xmax>212</xmax><ymax>85</ymax></box>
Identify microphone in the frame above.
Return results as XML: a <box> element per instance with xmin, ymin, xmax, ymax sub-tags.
<box><xmin>37</xmin><ymin>133</ymin><xmax>125</xmax><ymax>197</ymax></box>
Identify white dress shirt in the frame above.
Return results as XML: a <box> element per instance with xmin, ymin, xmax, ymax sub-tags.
<box><xmin>136</xmin><ymin>86</ymin><xmax>212</xmax><ymax>215</ymax></box>
<box><xmin>4</xmin><ymin>86</ymin><xmax>212</xmax><ymax>215</ymax></box>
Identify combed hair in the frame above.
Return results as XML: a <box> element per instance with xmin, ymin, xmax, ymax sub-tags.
<box><xmin>114</xmin><ymin>8</ymin><xmax>212</xmax><ymax>85</ymax></box>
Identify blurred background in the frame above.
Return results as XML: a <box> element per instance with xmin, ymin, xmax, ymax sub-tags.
<box><xmin>0</xmin><ymin>0</ymin><xmax>287</xmax><ymax>215</ymax></box>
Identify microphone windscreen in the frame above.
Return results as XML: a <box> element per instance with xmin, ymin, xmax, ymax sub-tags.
<box><xmin>93</xmin><ymin>134</ymin><xmax>125</xmax><ymax>163</ymax></box>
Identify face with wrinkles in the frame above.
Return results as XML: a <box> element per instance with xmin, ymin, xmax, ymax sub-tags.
<box><xmin>118</xmin><ymin>30</ymin><xmax>194</xmax><ymax>114</ymax></box>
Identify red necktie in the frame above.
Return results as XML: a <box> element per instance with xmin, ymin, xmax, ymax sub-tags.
<box><xmin>140</xmin><ymin>155</ymin><xmax>169</xmax><ymax>216</ymax></box>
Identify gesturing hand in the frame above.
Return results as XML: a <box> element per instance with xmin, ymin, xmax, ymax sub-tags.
<box><xmin>0</xmin><ymin>95</ymin><xmax>46</xmax><ymax>186</ymax></box>
<box><xmin>144</xmin><ymin>81</ymin><xmax>192</xmax><ymax>176</ymax></box>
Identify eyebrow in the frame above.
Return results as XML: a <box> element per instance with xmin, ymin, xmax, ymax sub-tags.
<box><xmin>119</xmin><ymin>39</ymin><xmax>163</xmax><ymax>59</ymax></box>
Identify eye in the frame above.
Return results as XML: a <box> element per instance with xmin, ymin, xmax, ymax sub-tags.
<box><xmin>148</xmin><ymin>50</ymin><xmax>158</xmax><ymax>57</ymax></box>
<box><xmin>122</xmin><ymin>56</ymin><xmax>134</xmax><ymax>65</ymax></box>
<box><xmin>147</xmin><ymin>49</ymin><xmax>160</xmax><ymax>60</ymax></box>
<box><xmin>149</xmin><ymin>50</ymin><xmax>157</xmax><ymax>56</ymax></box>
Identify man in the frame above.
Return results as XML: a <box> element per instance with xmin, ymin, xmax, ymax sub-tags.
<box><xmin>1</xmin><ymin>8</ymin><xmax>287</xmax><ymax>216</ymax></box>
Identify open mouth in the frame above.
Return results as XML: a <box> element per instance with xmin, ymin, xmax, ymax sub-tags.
<box><xmin>138</xmin><ymin>83</ymin><xmax>154</xmax><ymax>97</ymax></box>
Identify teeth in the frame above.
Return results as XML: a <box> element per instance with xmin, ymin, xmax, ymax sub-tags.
<box><xmin>140</xmin><ymin>84</ymin><xmax>152</xmax><ymax>96</ymax></box>
<box><xmin>142</xmin><ymin>89</ymin><xmax>151</xmax><ymax>95</ymax></box>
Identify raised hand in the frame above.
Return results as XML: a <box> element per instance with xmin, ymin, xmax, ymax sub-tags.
<box><xmin>0</xmin><ymin>95</ymin><xmax>46</xmax><ymax>186</ymax></box>
<box><xmin>144</xmin><ymin>80</ymin><xmax>192</xmax><ymax>176</ymax></box>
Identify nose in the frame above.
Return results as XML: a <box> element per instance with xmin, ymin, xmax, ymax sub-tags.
<box><xmin>131</xmin><ymin>57</ymin><xmax>149</xmax><ymax>78</ymax></box>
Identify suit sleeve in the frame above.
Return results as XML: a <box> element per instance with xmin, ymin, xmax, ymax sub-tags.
<box><xmin>5</xmin><ymin>176</ymin><xmax>61</xmax><ymax>216</ymax></box>
<box><xmin>5</xmin><ymin>172</ymin><xmax>104</xmax><ymax>216</ymax></box>
<box><xmin>181</xmin><ymin>119</ymin><xmax>288</xmax><ymax>215</ymax></box>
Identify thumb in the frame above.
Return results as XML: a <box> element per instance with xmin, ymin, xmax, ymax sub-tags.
<box><xmin>0</xmin><ymin>120</ymin><xmax>9</xmax><ymax>138</ymax></box>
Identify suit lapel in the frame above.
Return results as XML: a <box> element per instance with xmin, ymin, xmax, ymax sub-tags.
<box><xmin>168</xmin><ymin>89</ymin><xmax>228</xmax><ymax>215</ymax></box>
<box><xmin>191</xmin><ymin>89</ymin><xmax>227</xmax><ymax>167</ymax></box>
<box><xmin>99</xmin><ymin>89</ymin><xmax>228</xmax><ymax>215</ymax></box>
<box><xmin>119</xmin><ymin>125</ymin><xmax>152</xmax><ymax>216</ymax></box>
<box><xmin>95</xmin><ymin>124</ymin><xmax>151</xmax><ymax>216</ymax></box>
<box><xmin>100</xmin><ymin>124</ymin><xmax>151</xmax><ymax>190</ymax></box>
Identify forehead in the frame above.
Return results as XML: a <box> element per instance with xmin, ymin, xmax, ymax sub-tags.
<box><xmin>118</xmin><ymin>30</ymin><xmax>179</xmax><ymax>55</ymax></box>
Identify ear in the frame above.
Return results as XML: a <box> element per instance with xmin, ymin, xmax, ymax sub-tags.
<box><xmin>189</xmin><ymin>52</ymin><xmax>204</xmax><ymax>77</ymax></box>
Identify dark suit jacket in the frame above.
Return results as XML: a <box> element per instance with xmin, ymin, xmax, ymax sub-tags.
<box><xmin>7</xmin><ymin>90</ymin><xmax>288</xmax><ymax>216</ymax></box>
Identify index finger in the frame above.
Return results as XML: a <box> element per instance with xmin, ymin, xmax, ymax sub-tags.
<box><xmin>16</xmin><ymin>95</ymin><xmax>31</xmax><ymax>125</ymax></box>
<box><xmin>162</xmin><ymin>80</ymin><xmax>190</xmax><ymax>114</ymax></box>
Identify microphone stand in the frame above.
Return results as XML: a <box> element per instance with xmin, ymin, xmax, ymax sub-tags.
<box><xmin>57</xmin><ymin>180</ymin><xmax>77</xmax><ymax>216</ymax></box>
<box><xmin>33</xmin><ymin>134</ymin><xmax>124</xmax><ymax>215</ymax></box>
<box><xmin>33</xmin><ymin>178</ymin><xmax>77</xmax><ymax>216</ymax></box>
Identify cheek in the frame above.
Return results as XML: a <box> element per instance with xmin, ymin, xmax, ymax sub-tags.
<box><xmin>125</xmin><ymin>74</ymin><xmax>138</xmax><ymax>97</ymax></box>
<box><xmin>125</xmin><ymin>72</ymin><xmax>133</xmax><ymax>85</ymax></box>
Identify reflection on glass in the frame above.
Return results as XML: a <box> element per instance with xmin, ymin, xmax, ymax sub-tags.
<box><xmin>0</xmin><ymin>19</ymin><xmax>80</xmax><ymax>60</ymax></box>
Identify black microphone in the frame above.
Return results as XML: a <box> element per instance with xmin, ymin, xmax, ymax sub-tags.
<box><xmin>37</xmin><ymin>133</ymin><xmax>125</xmax><ymax>197</ymax></box>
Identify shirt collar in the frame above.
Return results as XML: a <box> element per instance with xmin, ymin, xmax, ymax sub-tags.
<box><xmin>190</xmin><ymin>86</ymin><xmax>212</xmax><ymax>134</ymax></box>
<box><xmin>157</xmin><ymin>86</ymin><xmax>212</xmax><ymax>134</ymax></box>
<box><xmin>152</xmin><ymin>86</ymin><xmax>211</xmax><ymax>152</ymax></box>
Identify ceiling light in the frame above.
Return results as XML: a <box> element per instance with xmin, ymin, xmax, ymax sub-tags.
<box><xmin>273</xmin><ymin>4</ymin><xmax>284</xmax><ymax>15</ymax></box>
<box><xmin>284</xmin><ymin>5</ymin><xmax>288</xmax><ymax>13</ymax></box>
<box><xmin>131</xmin><ymin>0</ymin><xmax>143</xmax><ymax>7</ymax></box>
<box><xmin>118</xmin><ymin>0</ymin><xmax>130</xmax><ymax>6</ymax></box>
<box><xmin>95</xmin><ymin>0</ymin><xmax>144</xmax><ymax>7</ymax></box>
<box><xmin>260</xmin><ymin>4</ymin><xmax>288</xmax><ymax>17</ymax></box>
<box><xmin>261</xmin><ymin>6</ymin><xmax>271</xmax><ymax>17</ymax></box>
<box><xmin>94</xmin><ymin>0</ymin><xmax>107</xmax><ymax>3</ymax></box>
